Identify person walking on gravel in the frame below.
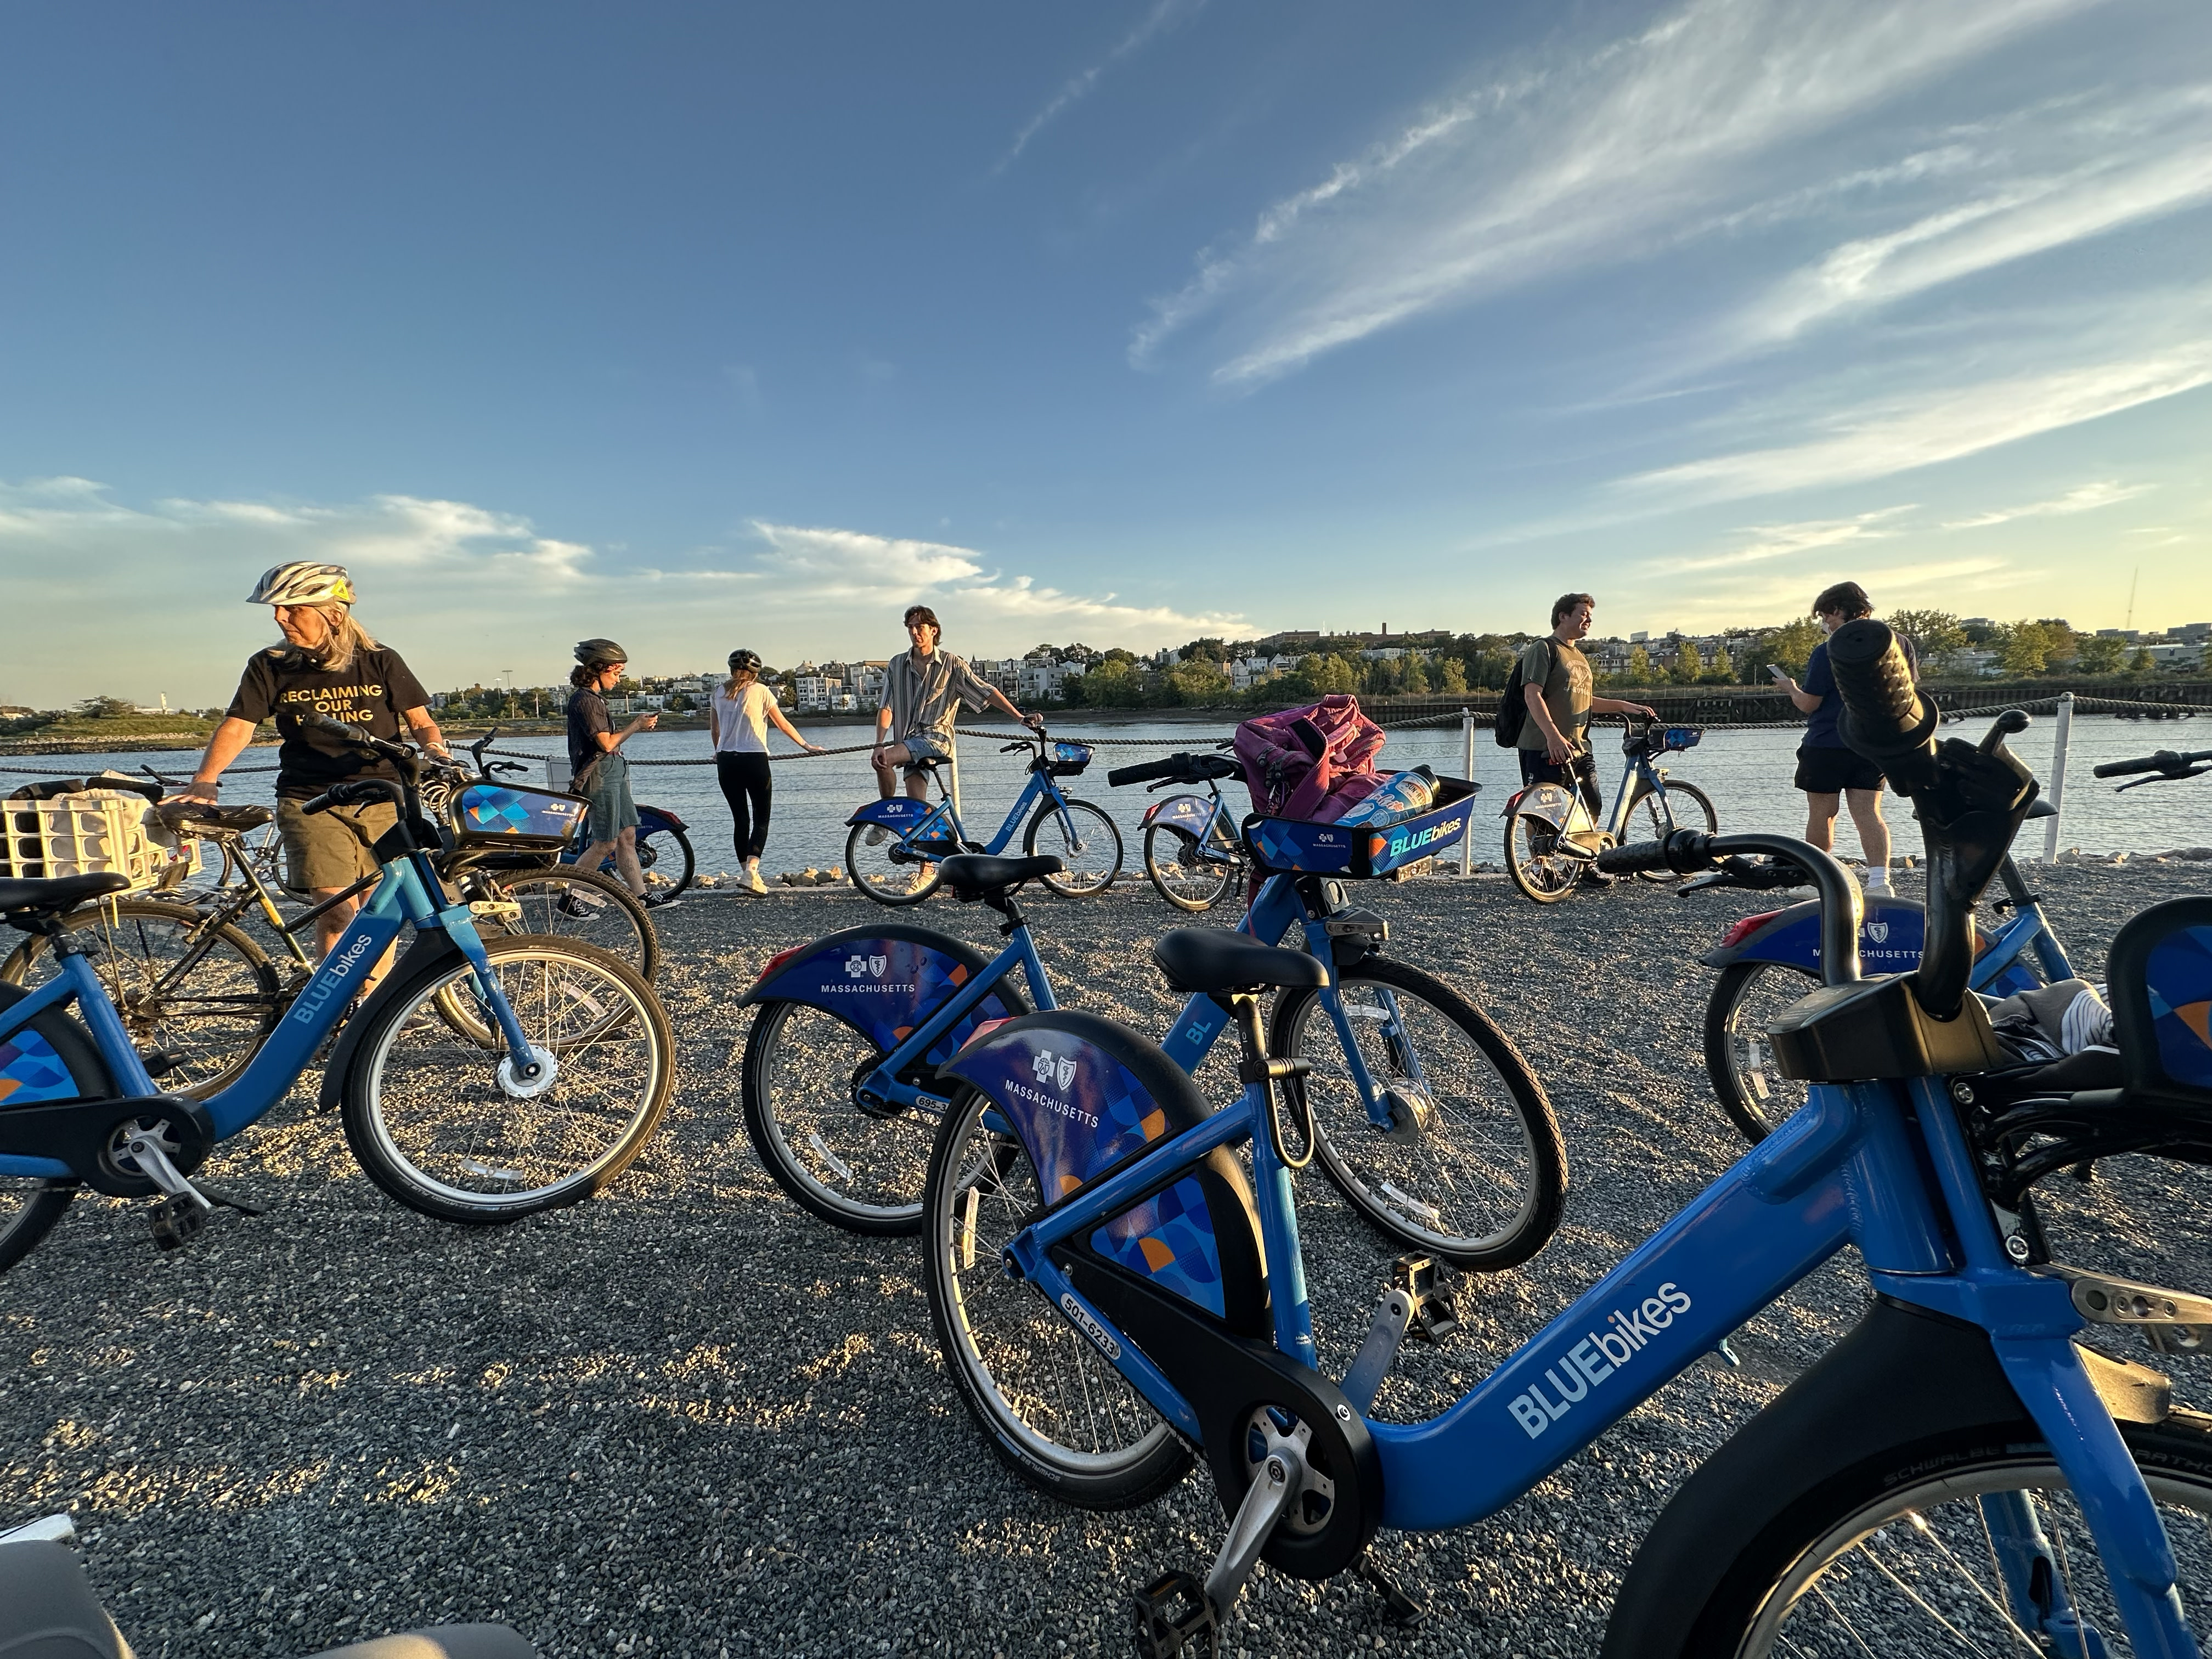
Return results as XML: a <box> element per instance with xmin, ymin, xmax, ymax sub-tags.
<box><xmin>710</xmin><ymin>648</ymin><xmax>822</xmax><ymax>895</ymax></box>
<box><xmin>1517</xmin><ymin>595</ymin><xmax>1658</xmax><ymax>882</ymax></box>
<box><xmin>869</xmin><ymin>605</ymin><xmax>1042</xmax><ymax>816</ymax></box>
<box><xmin>1771</xmin><ymin>581</ymin><xmax>1906</xmax><ymax>895</ymax></box>
<box><xmin>180</xmin><ymin>562</ymin><xmax>448</xmax><ymax>976</ymax></box>
<box><xmin>568</xmin><ymin>639</ymin><xmax>681</xmax><ymax>912</ymax></box>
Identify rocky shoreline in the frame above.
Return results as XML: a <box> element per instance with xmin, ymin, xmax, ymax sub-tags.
<box><xmin>3</xmin><ymin>861</ymin><xmax>2208</xmax><ymax>1657</ymax></box>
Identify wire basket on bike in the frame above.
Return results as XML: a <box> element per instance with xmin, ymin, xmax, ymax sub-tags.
<box><xmin>1040</xmin><ymin>740</ymin><xmax>1094</xmax><ymax>777</ymax></box>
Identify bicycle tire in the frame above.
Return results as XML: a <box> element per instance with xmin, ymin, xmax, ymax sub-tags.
<box><xmin>1702</xmin><ymin>960</ymin><xmax>1820</xmax><ymax>1144</ymax></box>
<box><xmin>637</xmin><ymin>823</ymin><xmax>696</xmax><ymax>898</ymax></box>
<box><xmin>340</xmin><ymin>937</ymin><xmax>674</xmax><ymax>1223</ymax></box>
<box><xmin>0</xmin><ymin>982</ymin><xmax>116</xmax><ymax>1272</ymax></box>
<box><xmin>1620</xmin><ymin>779</ymin><xmax>1718</xmax><ymax>882</ymax></box>
<box><xmin>1269</xmin><ymin>957</ymin><xmax>1564</xmax><ymax>1270</ymax></box>
<box><xmin>1503</xmin><ymin>783</ymin><xmax>1585</xmax><ymax>904</ymax></box>
<box><xmin>1024</xmin><ymin>798</ymin><xmax>1122</xmax><ymax>896</ymax></box>
<box><xmin>1610</xmin><ymin>1413</ymin><xmax>2212</xmax><ymax>1657</ymax></box>
<box><xmin>464</xmin><ymin>865</ymin><xmax>660</xmax><ymax>981</ymax></box>
<box><xmin>0</xmin><ymin>899</ymin><xmax>281</xmax><ymax>1098</ymax></box>
<box><xmin>845</xmin><ymin>822</ymin><xmax>945</xmax><ymax>906</ymax></box>
<box><xmin>1142</xmin><ymin>823</ymin><xmax>1234</xmax><ymax>913</ymax></box>
<box><xmin>920</xmin><ymin>1083</ymin><xmax>1195</xmax><ymax>1508</ymax></box>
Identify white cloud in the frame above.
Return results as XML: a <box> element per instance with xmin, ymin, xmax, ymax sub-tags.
<box><xmin>1654</xmin><ymin>506</ymin><xmax>1914</xmax><ymax>573</ymax></box>
<box><xmin>999</xmin><ymin>0</ymin><xmax>1203</xmax><ymax>172</ymax></box>
<box><xmin>1943</xmin><ymin>479</ymin><xmax>2153</xmax><ymax>531</ymax></box>
<box><xmin>1620</xmin><ymin>343</ymin><xmax>2212</xmax><ymax>502</ymax></box>
<box><xmin>1132</xmin><ymin>0</ymin><xmax>2086</xmax><ymax>383</ymax></box>
<box><xmin>1652</xmin><ymin>555</ymin><xmax>2030</xmax><ymax>630</ymax></box>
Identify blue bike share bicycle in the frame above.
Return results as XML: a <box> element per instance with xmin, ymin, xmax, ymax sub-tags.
<box><xmin>742</xmin><ymin>770</ymin><xmax>1562</xmax><ymax>1259</ymax></box>
<box><xmin>1502</xmin><ymin>715</ymin><xmax>1718</xmax><ymax>904</ymax></box>
<box><xmin>1115</xmin><ymin>748</ymin><xmax>1252</xmax><ymax>913</ymax></box>
<box><xmin>0</xmin><ymin>718</ymin><xmax>675</xmax><ymax>1268</ymax></box>
<box><xmin>920</xmin><ymin>619</ymin><xmax>2212</xmax><ymax>1657</ymax></box>
<box><xmin>843</xmin><ymin>727</ymin><xmax>1122</xmax><ymax>905</ymax></box>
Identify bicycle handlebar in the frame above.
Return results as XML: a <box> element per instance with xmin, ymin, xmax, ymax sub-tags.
<box><xmin>300</xmin><ymin>778</ymin><xmax>403</xmax><ymax>815</ymax></box>
<box><xmin>1108</xmin><ymin>755</ymin><xmax>1186</xmax><ymax>787</ymax></box>
<box><xmin>1599</xmin><ymin>832</ymin><xmax>1863</xmax><ymax>985</ymax></box>
<box><xmin>2095</xmin><ymin>748</ymin><xmax>2212</xmax><ymax>778</ymax></box>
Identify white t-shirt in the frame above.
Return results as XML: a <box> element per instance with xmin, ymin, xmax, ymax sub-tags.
<box><xmin>713</xmin><ymin>682</ymin><xmax>778</xmax><ymax>753</ymax></box>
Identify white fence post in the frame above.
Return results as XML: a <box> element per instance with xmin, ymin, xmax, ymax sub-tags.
<box><xmin>2042</xmin><ymin>691</ymin><xmax>2074</xmax><ymax>862</ymax></box>
<box><xmin>1460</xmin><ymin>707</ymin><xmax>1476</xmax><ymax>875</ymax></box>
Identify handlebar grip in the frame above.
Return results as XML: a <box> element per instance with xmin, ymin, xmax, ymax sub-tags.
<box><xmin>300</xmin><ymin>779</ymin><xmax>399</xmax><ymax>815</ymax></box>
<box><xmin>1596</xmin><ymin>830</ymin><xmax>1715</xmax><ymax>876</ymax></box>
<box><xmin>1827</xmin><ymin>619</ymin><xmax>1938</xmax><ymax>765</ymax></box>
<box><xmin>305</xmin><ymin>713</ymin><xmax>370</xmax><ymax>744</ymax></box>
<box><xmin>1108</xmin><ymin>755</ymin><xmax>1184</xmax><ymax>787</ymax></box>
<box><xmin>2094</xmin><ymin>751</ymin><xmax>2181</xmax><ymax>778</ymax></box>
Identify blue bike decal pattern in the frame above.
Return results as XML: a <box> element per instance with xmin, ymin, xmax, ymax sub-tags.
<box><xmin>948</xmin><ymin>1024</ymin><xmax>1228</xmax><ymax>1315</ymax></box>
<box><xmin>766</xmin><ymin>936</ymin><xmax>1018</xmax><ymax>1062</ymax></box>
<box><xmin>0</xmin><ymin>1029</ymin><xmax>80</xmax><ymax>1105</ymax></box>
<box><xmin>1728</xmin><ymin>898</ymin><xmax>1927</xmax><ymax>977</ymax></box>
<box><xmin>453</xmin><ymin>783</ymin><xmax>585</xmax><ymax>843</ymax></box>
<box><xmin>1146</xmin><ymin>794</ymin><xmax>1217</xmax><ymax>834</ymax></box>
<box><xmin>1246</xmin><ymin>817</ymin><xmax>1354</xmax><ymax>874</ymax></box>
<box><xmin>2146</xmin><ymin>924</ymin><xmax>2212</xmax><ymax>1088</ymax></box>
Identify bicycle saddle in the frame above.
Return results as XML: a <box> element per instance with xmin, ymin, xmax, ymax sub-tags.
<box><xmin>156</xmin><ymin>801</ymin><xmax>274</xmax><ymax>833</ymax></box>
<box><xmin>0</xmin><ymin>872</ymin><xmax>129</xmax><ymax>925</ymax></box>
<box><xmin>938</xmin><ymin>853</ymin><xmax>1064</xmax><ymax>897</ymax></box>
<box><xmin>1152</xmin><ymin>929</ymin><xmax>1328</xmax><ymax>995</ymax></box>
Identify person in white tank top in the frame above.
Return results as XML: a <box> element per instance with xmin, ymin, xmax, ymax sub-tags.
<box><xmin>709</xmin><ymin>650</ymin><xmax>822</xmax><ymax>893</ymax></box>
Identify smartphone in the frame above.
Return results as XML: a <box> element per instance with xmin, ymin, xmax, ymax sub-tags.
<box><xmin>1766</xmin><ymin>664</ymin><xmax>1788</xmax><ymax>682</ymax></box>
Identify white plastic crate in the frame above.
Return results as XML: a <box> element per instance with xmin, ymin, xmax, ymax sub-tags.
<box><xmin>1</xmin><ymin>790</ymin><xmax>200</xmax><ymax>891</ymax></box>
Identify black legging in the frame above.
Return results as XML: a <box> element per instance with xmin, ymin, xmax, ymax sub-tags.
<box><xmin>716</xmin><ymin>751</ymin><xmax>773</xmax><ymax>860</ymax></box>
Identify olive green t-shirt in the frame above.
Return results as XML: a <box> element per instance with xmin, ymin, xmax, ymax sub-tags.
<box><xmin>1516</xmin><ymin>637</ymin><xmax>1593</xmax><ymax>752</ymax></box>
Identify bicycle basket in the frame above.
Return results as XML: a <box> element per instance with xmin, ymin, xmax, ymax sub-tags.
<box><xmin>1661</xmin><ymin>726</ymin><xmax>1702</xmax><ymax>753</ymax></box>
<box><xmin>449</xmin><ymin>782</ymin><xmax>588</xmax><ymax>849</ymax></box>
<box><xmin>1628</xmin><ymin>724</ymin><xmax>1702</xmax><ymax>754</ymax></box>
<box><xmin>1042</xmin><ymin>740</ymin><xmax>1094</xmax><ymax>777</ymax></box>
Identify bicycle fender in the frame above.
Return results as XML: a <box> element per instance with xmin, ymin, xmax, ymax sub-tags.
<box><xmin>313</xmin><ymin>928</ymin><xmax>471</xmax><ymax>1113</ymax></box>
<box><xmin>736</xmin><ymin>924</ymin><xmax>1026</xmax><ymax>1062</ymax></box>
<box><xmin>1701</xmin><ymin>894</ymin><xmax>1927</xmax><ymax>974</ymax></box>
<box><xmin>845</xmin><ymin>797</ymin><xmax>937</xmax><ymax>832</ymax></box>
<box><xmin>941</xmin><ymin>1009</ymin><xmax>1268</xmax><ymax>1335</ymax></box>
<box><xmin>636</xmin><ymin>803</ymin><xmax>685</xmax><ymax>833</ymax></box>
<box><xmin>1145</xmin><ymin>794</ymin><xmax>1216</xmax><ymax>834</ymax></box>
<box><xmin>1601</xmin><ymin>1296</ymin><xmax>2168</xmax><ymax>1658</ymax></box>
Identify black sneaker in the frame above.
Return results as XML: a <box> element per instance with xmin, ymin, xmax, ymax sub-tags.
<box><xmin>641</xmin><ymin>890</ymin><xmax>684</xmax><ymax>911</ymax></box>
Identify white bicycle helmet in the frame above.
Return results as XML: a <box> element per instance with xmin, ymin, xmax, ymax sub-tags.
<box><xmin>247</xmin><ymin>562</ymin><xmax>356</xmax><ymax>606</ymax></box>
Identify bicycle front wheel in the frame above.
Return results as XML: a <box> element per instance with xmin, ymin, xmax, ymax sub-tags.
<box><xmin>1142</xmin><ymin>823</ymin><xmax>1234</xmax><ymax>913</ymax></box>
<box><xmin>921</xmin><ymin>1085</ymin><xmax>1194</xmax><ymax>1508</ymax></box>
<box><xmin>1703</xmin><ymin>960</ymin><xmax>1819</xmax><ymax>1144</ymax></box>
<box><xmin>1622</xmin><ymin>1416</ymin><xmax>2212</xmax><ymax>1657</ymax></box>
<box><xmin>465</xmin><ymin>865</ymin><xmax>661</xmax><ymax>981</ymax></box>
<box><xmin>340</xmin><ymin>938</ymin><xmax>674</xmax><ymax>1223</ymax></box>
<box><xmin>740</xmin><ymin>998</ymin><xmax>955</xmax><ymax>1235</ymax></box>
<box><xmin>1</xmin><ymin>899</ymin><xmax>281</xmax><ymax>1097</ymax></box>
<box><xmin>1270</xmin><ymin>957</ymin><xmax>1564</xmax><ymax>1269</ymax></box>
<box><xmin>845</xmin><ymin>822</ymin><xmax>945</xmax><ymax>906</ymax></box>
<box><xmin>1504</xmin><ymin>783</ymin><xmax>1585</xmax><ymax>904</ymax></box>
<box><xmin>1024</xmin><ymin>798</ymin><xmax>1122</xmax><ymax>895</ymax></box>
<box><xmin>1620</xmin><ymin>778</ymin><xmax>1718</xmax><ymax>882</ymax></box>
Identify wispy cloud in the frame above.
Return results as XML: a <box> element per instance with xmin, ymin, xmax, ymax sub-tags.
<box><xmin>1653</xmin><ymin>555</ymin><xmax>2030</xmax><ymax>630</ymax></box>
<box><xmin>998</xmin><ymin>0</ymin><xmax>1201</xmax><ymax>173</ymax></box>
<box><xmin>1943</xmin><ymin>479</ymin><xmax>2153</xmax><ymax>530</ymax></box>
<box><xmin>1653</xmin><ymin>506</ymin><xmax>1914</xmax><ymax>573</ymax></box>
<box><xmin>1132</xmin><ymin>0</ymin><xmax>2086</xmax><ymax>383</ymax></box>
<box><xmin>1620</xmin><ymin>342</ymin><xmax>2212</xmax><ymax>503</ymax></box>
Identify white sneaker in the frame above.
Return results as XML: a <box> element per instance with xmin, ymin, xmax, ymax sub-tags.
<box><xmin>746</xmin><ymin>867</ymin><xmax>768</xmax><ymax>895</ymax></box>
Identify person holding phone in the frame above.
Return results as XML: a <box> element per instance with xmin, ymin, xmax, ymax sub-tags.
<box><xmin>1772</xmin><ymin>582</ymin><xmax>1911</xmax><ymax>894</ymax></box>
<box><xmin>567</xmin><ymin>638</ymin><xmax>681</xmax><ymax>911</ymax></box>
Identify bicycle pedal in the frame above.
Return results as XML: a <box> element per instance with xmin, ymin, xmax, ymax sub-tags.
<box><xmin>1391</xmin><ymin>1254</ymin><xmax>1460</xmax><ymax>1345</ymax></box>
<box><xmin>1131</xmin><ymin>1570</ymin><xmax>1216</xmax><ymax>1659</ymax></box>
<box><xmin>1356</xmin><ymin>1553</ymin><xmax>1428</xmax><ymax>1630</ymax></box>
<box><xmin>146</xmin><ymin>1197</ymin><xmax>207</xmax><ymax>1251</ymax></box>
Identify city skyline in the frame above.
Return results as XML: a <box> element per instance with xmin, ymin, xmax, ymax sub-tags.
<box><xmin>3</xmin><ymin>1</ymin><xmax>2207</xmax><ymax>708</ymax></box>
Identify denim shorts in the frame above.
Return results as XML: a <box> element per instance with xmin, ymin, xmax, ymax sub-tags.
<box><xmin>579</xmin><ymin>752</ymin><xmax>640</xmax><ymax>839</ymax></box>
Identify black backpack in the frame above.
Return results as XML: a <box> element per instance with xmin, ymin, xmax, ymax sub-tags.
<box><xmin>1494</xmin><ymin>639</ymin><xmax>1558</xmax><ymax>748</ymax></box>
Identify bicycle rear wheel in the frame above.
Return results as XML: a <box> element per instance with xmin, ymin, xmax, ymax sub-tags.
<box><xmin>340</xmin><ymin>938</ymin><xmax>674</xmax><ymax>1222</ymax></box>
<box><xmin>1504</xmin><ymin>783</ymin><xmax>1586</xmax><ymax>904</ymax></box>
<box><xmin>1620</xmin><ymin>778</ymin><xmax>1718</xmax><ymax>881</ymax></box>
<box><xmin>464</xmin><ymin>865</ymin><xmax>660</xmax><ymax>981</ymax></box>
<box><xmin>0</xmin><ymin>982</ymin><xmax>115</xmax><ymax>1271</ymax></box>
<box><xmin>844</xmin><ymin>822</ymin><xmax>946</xmax><ymax>906</ymax></box>
<box><xmin>1269</xmin><ymin>957</ymin><xmax>1564</xmax><ymax>1269</ymax></box>
<box><xmin>921</xmin><ymin>1084</ymin><xmax>1194</xmax><ymax>1508</ymax></box>
<box><xmin>1703</xmin><ymin>961</ymin><xmax>1819</xmax><ymax>1143</ymax></box>
<box><xmin>1024</xmin><ymin>798</ymin><xmax>1122</xmax><ymax>895</ymax></box>
<box><xmin>0</xmin><ymin>899</ymin><xmax>280</xmax><ymax>1097</ymax></box>
<box><xmin>1142</xmin><ymin>823</ymin><xmax>1234</xmax><ymax>913</ymax></box>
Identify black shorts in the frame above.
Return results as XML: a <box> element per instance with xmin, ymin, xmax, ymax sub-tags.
<box><xmin>1517</xmin><ymin>748</ymin><xmax>1602</xmax><ymax>815</ymax></box>
<box><xmin>1795</xmin><ymin>744</ymin><xmax>1884</xmax><ymax>795</ymax></box>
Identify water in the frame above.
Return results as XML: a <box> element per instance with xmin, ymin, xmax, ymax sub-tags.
<box><xmin>5</xmin><ymin>714</ymin><xmax>2203</xmax><ymax>881</ymax></box>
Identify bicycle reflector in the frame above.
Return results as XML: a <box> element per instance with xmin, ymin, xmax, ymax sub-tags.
<box><xmin>1720</xmin><ymin>911</ymin><xmax>1782</xmax><ymax>950</ymax></box>
<box><xmin>754</xmin><ymin>944</ymin><xmax>806</xmax><ymax>984</ymax></box>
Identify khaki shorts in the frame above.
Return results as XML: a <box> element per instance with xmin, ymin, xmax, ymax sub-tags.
<box><xmin>276</xmin><ymin>797</ymin><xmax>399</xmax><ymax>891</ymax></box>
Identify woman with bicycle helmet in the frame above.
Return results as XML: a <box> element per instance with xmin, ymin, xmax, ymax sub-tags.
<box><xmin>709</xmin><ymin>648</ymin><xmax>822</xmax><ymax>895</ymax></box>
<box><xmin>180</xmin><ymin>562</ymin><xmax>448</xmax><ymax>962</ymax></box>
<box><xmin>567</xmin><ymin>639</ymin><xmax>680</xmax><ymax>911</ymax></box>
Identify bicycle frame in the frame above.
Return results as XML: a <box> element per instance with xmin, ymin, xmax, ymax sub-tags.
<box><xmin>1002</xmin><ymin>1058</ymin><xmax>2192</xmax><ymax>1652</ymax></box>
<box><xmin>881</xmin><ymin>764</ymin><xmax>1087</xmax><ymax>863</ymax></box>
<box><xmin>0</xmin><ymin>848</ymin><xmax>534</xmax><ymax>1180</ymax></box>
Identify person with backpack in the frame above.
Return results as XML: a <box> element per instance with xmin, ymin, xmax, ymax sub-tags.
<box><xmin>1504</xmin><ymin>593</ymin><xmax>1658</xmax><ymax>829</ymax></box>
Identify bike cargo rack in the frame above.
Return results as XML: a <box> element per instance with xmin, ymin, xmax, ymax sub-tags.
<box><xmin>1242</xmin><ymin>777</ymin><xmax>1479</xmax><ymax>879</ymax></box>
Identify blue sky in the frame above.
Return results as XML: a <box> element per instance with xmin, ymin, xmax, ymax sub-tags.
<box><xmin>3</xmin><ymin>0</ymin><xmax>2207</xmax><ymax>706</ymax></box>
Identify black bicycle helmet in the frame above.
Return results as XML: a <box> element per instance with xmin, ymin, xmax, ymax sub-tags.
<box><xmin>574</xmin><ymin>638</ymin><xmax>628</xmax><ymax>669</ymax></box>
<box><xmin>728</xmin><ymin>648</ymin><xmax>763</xmax><ymax>672</ymax></box>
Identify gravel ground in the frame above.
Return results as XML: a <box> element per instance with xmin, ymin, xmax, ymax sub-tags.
<box><xmin>4</xmin><ymin>861</ymin><xmax>2209</xmax><ymax>1658</ymax></box>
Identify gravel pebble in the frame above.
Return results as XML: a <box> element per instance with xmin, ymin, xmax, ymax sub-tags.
<box><xmin>4</xmin><ymin>863</ymin><xmax>2207</xmax><ymax>1657</ymax></box>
